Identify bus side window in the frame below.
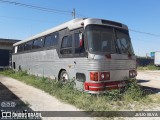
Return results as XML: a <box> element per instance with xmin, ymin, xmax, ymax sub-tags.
<box><xmin>33</xmin><ymin>37</ymin><xmax>44</xmax><ymax>49</ymax></box>
<box><xmin>18</xmin><ymin>44</ymin><xmax>24</xmax><ymax>52</ymax></box>
<box><xmin>44</xmin><ymin>35</ymin><xmax>52</xmax><ymax>47</ymax></box>
<box><xmin>60</xmin><ymin>35</ymin><xmax>72</xmax><ymax>55</ymax></box>
<box><xmin>52</xmin><ymin>32</ymin><xmax>59</xmax><ymax>45</ymax></box>
<box><xmin>75</xmin><ymin>32</ymin><xmax>85</xmax><ymax>54</ymax></box>
<box><xmin>24</xmin><ymin>41</ymin><xmax>33</xmax><ymax>51</ymax></box>
<box><xmin>44</xmin><ymin>32</ymin><xmax>59</xmax><ymax>48</ymax></box>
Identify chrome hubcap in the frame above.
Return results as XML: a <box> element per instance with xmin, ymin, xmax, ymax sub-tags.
<box><xmin>62</xmin><ymin>73</ymin><xmax>68</xmax><ymax>80</ymax></box>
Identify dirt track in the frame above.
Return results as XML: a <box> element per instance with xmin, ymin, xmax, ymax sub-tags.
<box><xmin>0</xmin><ymin>75</ymin><xmax>93</xmax><ymax>120</ymax></box>
<box><xmin>137</xmin><ymin>70</ymin><xmax>160</xmax><ymax>90</ymax></box>
<box><xmin>1</xmin><ymin>70</ymin><xmax>160</xmax><ymax>120</ymax></box>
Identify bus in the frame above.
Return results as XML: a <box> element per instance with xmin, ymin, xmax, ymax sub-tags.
<box><xmin>12</xmin><ymin>18</ymin><xmax>136</xmax><ymax>94</ymax></box>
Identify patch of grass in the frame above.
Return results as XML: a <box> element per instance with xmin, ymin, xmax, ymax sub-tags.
<box><xmin>138</xmin><ymin>65</ymin><xmax>160</xmax><ymax>70</ymax></box>
<box><xmin>0</xmin><ymin>69</ymin><xmax>160</xmax><ymax>111</ymax></box>
<box><xmin>123</xmin><ymin>79</ymin><xmax>143</xmax><ymax>102</ymax></box>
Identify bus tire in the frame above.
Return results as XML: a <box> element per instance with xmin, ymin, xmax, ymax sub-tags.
<box><xmin>59</xmin><ymin>70</ymin><xmax>69</xmax><ymax>84</ymax></box>
<box><xmin>18</xmin><ymin>65</ymin><xmax>22</xmax><ymax>71</ymax></box>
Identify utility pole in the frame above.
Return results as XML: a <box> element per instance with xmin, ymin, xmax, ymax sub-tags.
<box><xmin>72</xmin><ymin>8</ymin><xmax>75</xmax><ymax>19</ymax></box>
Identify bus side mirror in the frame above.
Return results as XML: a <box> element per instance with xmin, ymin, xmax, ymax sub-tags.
<box><xmin>79</xmin><ymin>33</ymin><xmax>84</xmax><ymax>48</ymax></box>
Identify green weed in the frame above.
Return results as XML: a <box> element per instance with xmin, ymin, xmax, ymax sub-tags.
<box><xmin>138</xmin><ymin>65</ymin><xmax>160</xmax><ymax>70</ymax></box>
<box><xmin>0</xmin><ymin>69</ymin><xmax>160</xmax><ymax>111</ymax></box>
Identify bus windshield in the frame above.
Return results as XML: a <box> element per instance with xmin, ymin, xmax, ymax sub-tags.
<box><xmin>115</xmin><ymin>28</ymin><xmax>134</xmax><ymax>55</ymax></box>
<box><xmin>86</xmin><ymin>25</ymin><xmax>134</xmax><ymax>55</ymax></box>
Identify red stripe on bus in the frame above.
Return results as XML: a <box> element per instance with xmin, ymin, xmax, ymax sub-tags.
<box><xmin>84</xmin><ymin>81</ymin><xmax>127</xmax><ymax>91</ymax></box>
<box><xmin>87</xmin><ymin>81</ymin><xmax>123</xmax><ymax>87</ymax></box>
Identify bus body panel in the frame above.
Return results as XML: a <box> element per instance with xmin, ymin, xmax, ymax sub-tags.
<box><xmin>12</xmin><ymin>49</ymin><xmax>76</xmax><ymax>79</ymax></box>
<box><xmin>12</xmin><ymin>18</ymin><xmax>136</xmax><ymax>94</ymax></box>
<box><xmin>12</xmin><ymin>50</ymin><xmax>136</xmax><ymax>92</ymax></box>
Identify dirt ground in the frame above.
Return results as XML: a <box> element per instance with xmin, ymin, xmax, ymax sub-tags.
<box><xmin>137</xmin><ymin>70</ymin><xmax>160</xmax><ymax>90</ymax></box>
<box><xmin>0</xmin><ymin>75</ymin><xmax>93</xmax><ymax>120</ymax></box>
<box><xmin>1</xmin><ymin>70</ymin><xmax>160</xmax><ymax>120</ymax></box>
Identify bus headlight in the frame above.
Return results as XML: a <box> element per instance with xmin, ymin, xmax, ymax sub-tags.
<box><xmin>129</xmin><ymin>72</ymin><xmax>133</xmax><ymax>77</ymax></box>
<box><xmin>90</xmin><ymin>72</ymin><xmax>110</xmax><ymax>81</ymax></box>
<box><xmin>101</xmin><ymin>74</ymin><xmax>105</xmax><ymax>79</ymax></box>
<box><xmin>99</xmin><ymin>72</ymin><xmax>110</xmax><ymax>81</ymax></box>
<box><xmin>129</xmin><ymin>70</ymin><xmax>136</xmax><ymax>78</ymax></box>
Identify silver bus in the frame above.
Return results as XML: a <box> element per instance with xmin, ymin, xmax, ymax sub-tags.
<box><xmin>12</xmin><ymin>18</ymin><xmax>136</xmax><ymax>93</ymax></box>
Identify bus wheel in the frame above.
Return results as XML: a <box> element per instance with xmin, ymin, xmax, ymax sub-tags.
<box><xmin>18</xmin><ymin>65</ymin><xmax>22</xmax><ymax>71</ymax></box>
<box><xmin>60</xmin><ymin>71</ymin><xmax>69</xmax><ymax>84</ymax></box>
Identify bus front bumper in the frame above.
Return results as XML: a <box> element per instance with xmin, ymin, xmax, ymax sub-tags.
<box><xmin>84</xmin><ymin>80</ymin><xmax>128</xmax><ymax>94</ymax></box>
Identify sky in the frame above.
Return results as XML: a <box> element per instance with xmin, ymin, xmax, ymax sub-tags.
<box><xmin>0</xmin><ymin>0</ymin><xmax>160</xmax><ymax>57</ymax></box>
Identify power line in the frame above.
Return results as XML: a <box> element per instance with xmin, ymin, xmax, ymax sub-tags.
<box><xmin>1</xmin><ymin>0</ymin><xmax>159</xmax><ymax>37</ymax></box>
<box><xmin>132</xmin><ymin>38</ymin><xmax>160</xmax><ymax>44</ymax></box>
<box><xmin>129</xmin><ymin>29</ymin><xmax>160</xmax><ymax>37</ymax></box>
<box><xmin>0</xmin><ymin>16</ymin><xmax>159</xmax><ymax>38</ymax></box>
<box><xmin>76</xmin><ymin>13</ymin><xmax>87</xmax><ymax>18</ymax></box>
<box><xmin>0</xmin><ymin>0</ymin><xmax>72</xmax><ymax>15</ymax></box>
<box><xmin>0</xmin><ymin>15</ymin><xmax>54</xmax><ymax>23</ymax></box>
<box><xmin>0</xmin><ymin>0</ymin><xmax>86</xmax><ymax>18</ymax></box>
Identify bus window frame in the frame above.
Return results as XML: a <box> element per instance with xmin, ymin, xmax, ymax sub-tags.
<box><xmin>72</xmin><ymin>28</ymin><xmax>87</xmax><ymax>57</ymax></box>
<box><xmin>24</xmin><ymin>41</ymin><xmax>33</xmax><ymax>51</ymax></box>
<box><xmin>43</xmin><ymin>32</ymin><xmax>59</xmax><ymax>48</ymax></box>
<box><xmin>32</xmin><ymin>37</ymin><xmax>45</xmax><ymax>49</ymax></box>
<box><xmin>60</xmin><ymin>35</ymin><xmax>73</xmax><ymax>57</ymax></box>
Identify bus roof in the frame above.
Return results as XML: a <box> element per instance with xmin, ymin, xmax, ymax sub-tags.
<box><xmin>13</xmin><ymin>18</ymin><xmax>128</xmax><ymax>46</ymax></box>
